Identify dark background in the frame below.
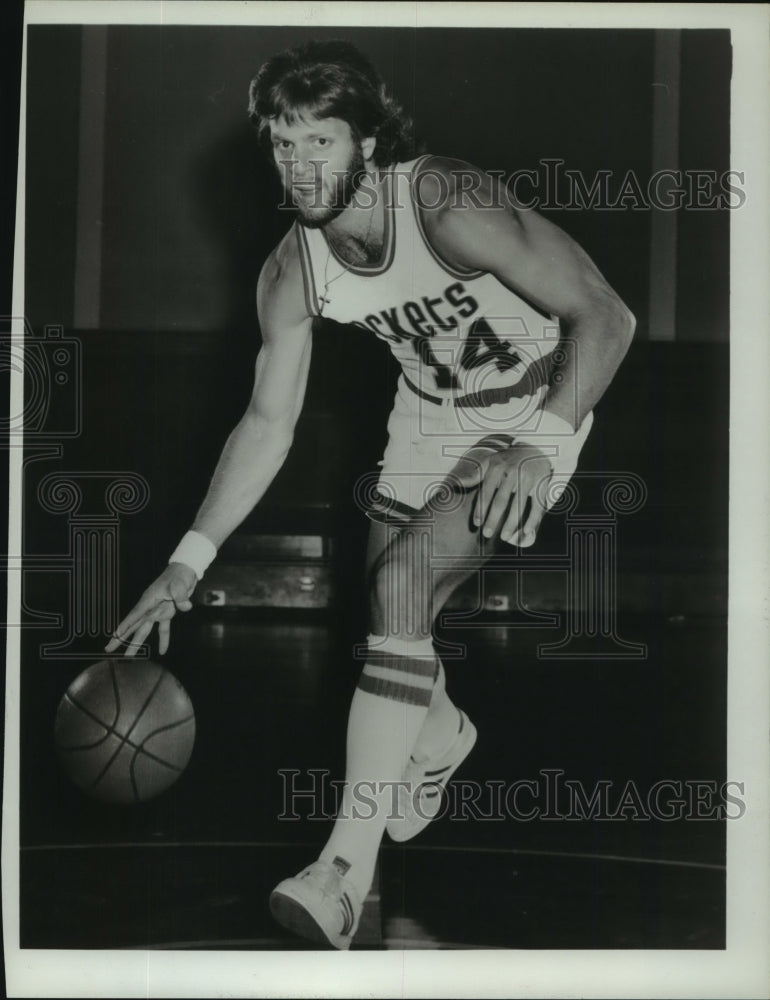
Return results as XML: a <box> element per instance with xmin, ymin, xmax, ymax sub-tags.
<box><xmin>21</xmin><ymin>23</ymin><xmax>731</xmax><ymax>576</ymax></box>
<box><xmin>16</xmin><ymin>24</ymin><xmax>731</xmax><ymax>950</ymax></box>
<box><xmin>25</xmin><ymin>26</ymin><xmax>731</xmax><ymax>341</ymax></box>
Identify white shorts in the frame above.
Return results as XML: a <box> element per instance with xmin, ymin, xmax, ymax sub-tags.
<box><xmin>373</xmin><ymin>374</ymin><xmax>593</xmax><ymax>518</ymax></box>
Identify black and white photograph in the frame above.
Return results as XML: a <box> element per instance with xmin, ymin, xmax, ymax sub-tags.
<box><xmin>3</xmin><ymin>2</ymin><xmax>769</xmax><ymax>997</ymax></box>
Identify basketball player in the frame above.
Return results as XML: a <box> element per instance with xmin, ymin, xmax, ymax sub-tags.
<box><xmin>106</xmin><ymin>40</ymin><xmax>635</xmax><ymax>949</ymax></box>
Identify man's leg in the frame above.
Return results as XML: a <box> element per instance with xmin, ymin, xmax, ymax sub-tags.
<box><xmin>364</xmin><ymin>517</ymin><xmax>474</xmax><ymax>766</ymax></box>
<box><xmin>317</xmin><ymin>487</ymin><xmax>496</xmax><ymax>901</ymax></box>
<box><xmin>271</xmin><ymin>441</ymin><xmax>502</xmax><ymax>947</ymax></box>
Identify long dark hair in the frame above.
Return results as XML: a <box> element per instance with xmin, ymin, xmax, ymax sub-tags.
<box><xmin>248</xmin><ymin>40</ymin><xmax>418</xmax><ymax>167</ymax></box>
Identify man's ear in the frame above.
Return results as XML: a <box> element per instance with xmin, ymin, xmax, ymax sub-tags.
<box><xmin>361</xmin><ymin>135</ymin><xmax>377</xmax><ymax>163</ymax></box>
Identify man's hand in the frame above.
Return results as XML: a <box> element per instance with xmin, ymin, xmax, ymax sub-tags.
<box><xmin>451</xmin><ymin>443</ymin><xmax>553</xmax><ymax>546</ymax></box>
<box><xmin>105</xmin><ymin>563</ymin><xmax>198</xmax><ymax>657</ymax></box>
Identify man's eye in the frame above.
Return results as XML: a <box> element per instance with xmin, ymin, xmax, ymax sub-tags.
<box><xmin>314</xmin><ymin>138</ymin><xmax>329</xmax><ymax>147</ymax></box>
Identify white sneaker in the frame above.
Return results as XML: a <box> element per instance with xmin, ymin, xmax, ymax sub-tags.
<box><xmin>270</xmin><ymin>858</ymin><xmax>362</xmax><ymax>950</ymax></box>
<box><xmin>386</xmin><ymin>710</ymin><xmax>477</xmax><ymax>843</ymax></box>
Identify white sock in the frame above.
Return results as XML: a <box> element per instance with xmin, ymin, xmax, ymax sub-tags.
<box><xmin>319</xmin><ymin>633</ymin><xmax>436</xmax><ymax>902</ymax></box>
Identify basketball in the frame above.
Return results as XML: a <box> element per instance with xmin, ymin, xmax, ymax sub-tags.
<box><xmin>55</xmin><ymin>659</ymin><xmax>196</xmax><ymax>804</ymax></box>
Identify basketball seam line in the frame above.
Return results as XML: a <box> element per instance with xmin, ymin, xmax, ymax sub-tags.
<box><xmin>91</xmin><ymin>665</ymin><xmax>166</xmax><ymax>796</ymax></box>
<box><xmin>61</xmin><ymin>663</ymin><xmax>124</xmax><ymax>747</ymax></box>
<box><xmin>59</xmin><ymin>667</ymin><xmax>195</xmax><ymax>800</ymax></box>
<box><xmin>59</xmin><ymin>692</ymin><xmax>116</xmax><ymax>750</ymax></box>
<box><xmin>135</xmin><ymin>714</ymin><xmax>195</xmax><ymax>759</ymax></box>
<box><xmin>109</xmin><ymin>661</ymin><xmax>122</xmax><ymax>730</ymax></box>
<box><xmin>127</xmin><ymin>724</ymin><xmax>193</xmax><ymax>799</ymax></box>
<box><xmin>58</xmin><ymin>707</ymin><xmax>194</xmax><ymax>758</ymax></box>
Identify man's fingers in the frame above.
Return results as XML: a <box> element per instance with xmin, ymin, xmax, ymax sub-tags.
<box><xmin>105</xmin><ymin>618</ymin><xmax>136</xmax><ymax>652</ymax></box>
<box><xmin>517</xmin><ymin>489</ymin><xmax>548</xmax><ymax>546</ymax></box>
<box><xmin>104</xmin><ymin>565</ymin><xmax>197</xmax><ymax>654</ymax></box>
<box><xmin>107</xmin><ymin>591</ymin><xmax>162</xmax><ymax>648</ymax></box>
<box><xmin>506</xmin><ymin>494</ymin><xmax>540</xmax><ymax>547</ymax></box>
<box><xmin>158</xmin><ymin>619</ymin><xmax>171</xmax><ymax>656</ymax></box>
<box><xmin>474</xmin><ymin>464</ymin><xmax>504</xmax><ymax>528</ymax></box>
<box><xmin>483</xmin><ymin>468</ymin><xmax>519</xmax><ymax>538</ymax></box>
<box><xmin>123</xmin><ymin>619</ymin><xmax>154</xmax><ymax>658</ymax></box>
<box><xmin>105</xmin><ymin>617</ymin><xmax>143</xmax><ymax>653</ymax></box>
<box><xmin>106</xmin><ymin>601</ymin><xmax>180</xmax><ymax>654</ymax></box>
<box><xmin>451</xmin><ymin>449</ymin><xmax>490</xmax><ymax>488</ymax></box>
<box><xmin>499</xmin><ymin>477</ymin><xmax>528</xmax><ymax>542</ymax></box>
<box><xmin>501</xmin><ymin>463</ymin><xmax>551</xmax><ymax>545</ymax></box>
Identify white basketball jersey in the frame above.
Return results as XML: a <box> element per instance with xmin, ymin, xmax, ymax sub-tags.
<box><xmin>294</xmin><ymin>155</ymin><xmax>566</xmax><ymax>418</ymax></box>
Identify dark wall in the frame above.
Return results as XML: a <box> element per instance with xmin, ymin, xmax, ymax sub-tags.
<box><xmin>676</xmin><ymin>31</ymin><xmax>731</xmax><ymax>341</ymax></box>
<box><xmin>24</xmin><ymin>25</ymin><xmax>82</xmax><ymax>333</ymax></box>
<box><xmin>96</xmin><ymin>26</ymin><xmax>654</xmax><ymax>333</ymax></box>
<box><xmin>24</xmin><ymin>26</ymin><xmax>731</xmax><ymax>341</ymax></box>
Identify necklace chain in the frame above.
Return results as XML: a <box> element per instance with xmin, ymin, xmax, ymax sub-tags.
<box><xmin>319</xmin><ymin>206</ymin><xmax>376</xmax><ymax>315</ymax></box>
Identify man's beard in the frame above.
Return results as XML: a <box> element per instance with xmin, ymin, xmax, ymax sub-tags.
<box><xmin>293</xmin><ymin>144</ymin><xmax>367</xmax><ymax>229</ymax></box>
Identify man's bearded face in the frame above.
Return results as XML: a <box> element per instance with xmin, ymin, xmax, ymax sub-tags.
<box><xmin>270</xmin><ymin>114</ymin><xmax>368</xmax><ymax>227</ymax></box>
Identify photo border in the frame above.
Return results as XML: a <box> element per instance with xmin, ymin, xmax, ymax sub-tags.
<box><xmin>4</xmin><ymin>2</ymin><xmax>769</xmax><ymax>997</ymax></box>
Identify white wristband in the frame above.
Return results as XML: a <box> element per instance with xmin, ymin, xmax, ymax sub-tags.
<box><xmin>168</xmin><ymin>530</ymin><xmax>218</xmax><ymax>581</ymax></box>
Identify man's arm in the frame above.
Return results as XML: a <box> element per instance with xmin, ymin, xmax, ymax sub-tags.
<box><xmin>106</xmin><ymin>233</ymin><xmax>313</xmax><ymax>654</ymax></box>
<box><xmin>422</xmin><ymin>156</ymin><xmax>635</xmax><ymax>429</ymax></box>
<box><xmin>421</xmin><ymin>157</ymin><xmax>635</xmax><ymax>544</ymax></box>
<box><xmin>190</xmin><ymin>246</ymin><xmax>313</xmax><ymax>547</ymax></box>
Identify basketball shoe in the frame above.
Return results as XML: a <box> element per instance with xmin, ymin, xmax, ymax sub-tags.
<box><xmin>385</xmin><ymin>709</ymin><xmax>477</xmax><ymax>843</ymax></box>
<box><xmin>270</xmin><ymin>857</ymin><xmax>362</xmax><ymax>950</ymax></box>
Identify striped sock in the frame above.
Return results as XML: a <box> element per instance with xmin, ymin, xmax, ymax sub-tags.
<box><xmin>355</xmin><ymin>639</ymin><xmax>437</xmax><ymax>708</ymax></box>
<box><xmin>318</xmin><ymin>634</ymin><xmax>436</xmax><ymax>902</ymax></box>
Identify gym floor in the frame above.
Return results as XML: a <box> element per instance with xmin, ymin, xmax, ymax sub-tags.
<box><xmin>20</xmin><ymin>609</ymin><xmax>726</xmax><ymax>950</ymax></box>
